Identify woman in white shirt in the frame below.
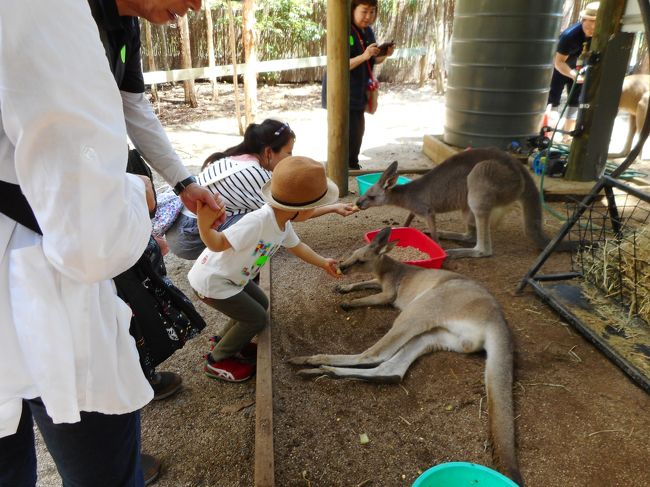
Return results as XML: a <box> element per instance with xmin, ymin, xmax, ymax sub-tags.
<box><xmin>166</xmin><ymin>119</ymin><xmax>357</xmax><ymax>259</ymax></box>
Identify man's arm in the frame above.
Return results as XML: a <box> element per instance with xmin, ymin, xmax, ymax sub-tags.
<box><xmin>554</xmin><ymin>52</ymin><xmax>578</xmax><ymax>80</ymax></box>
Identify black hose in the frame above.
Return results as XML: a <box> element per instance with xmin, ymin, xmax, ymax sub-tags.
<box><xmin>610</xmin><ymin>0</ymin><xmax>650</xmax><ymax>179</ymax></box>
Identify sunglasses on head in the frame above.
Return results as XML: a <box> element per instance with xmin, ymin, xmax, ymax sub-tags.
<box><xmin>274</xmin><ymin>123</ymin><xmax>291</xmax><ymax>137</ymax></box>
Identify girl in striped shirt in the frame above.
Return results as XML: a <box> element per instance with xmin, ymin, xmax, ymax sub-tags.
<box><xmin>166</xmin><ymin>119</ymin><xmax>357</xmax><ymax>259</ymax></box>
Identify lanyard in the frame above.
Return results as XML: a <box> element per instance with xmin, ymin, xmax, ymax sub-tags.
<box><xmin>351</xmin><ymin>25</ymin><xmax>377</xmax><ymax>83</ymax></box>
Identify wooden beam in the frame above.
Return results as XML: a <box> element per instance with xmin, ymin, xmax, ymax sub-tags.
<box><xmin>565</xmin><ymin>0</ymin><xmax>630</xmax><ymax>181</ymax></box>
<box><xmin>142</xmin><ymin>49</ymin><xmax>426</xmax><ymax>85</ymax></box>
<box><xmin>254</xmin><ymin>264</ymin><xmax>274</xmax><ymax>487</ymax></box>
<box><xmin>326</xmin><ymin>0</ymin><xmax>350</xmax><ymax>196</ymax></box>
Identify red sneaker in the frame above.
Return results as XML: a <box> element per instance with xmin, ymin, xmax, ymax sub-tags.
<box><xmin>204</xmin><ymin>355</ymin><xmax>255</xmax><ymax>382</ymax></box>
<box><xmin>209</xmin><ymin>336</ymin><xmax>257</xmax><ymax>361</ymax></box>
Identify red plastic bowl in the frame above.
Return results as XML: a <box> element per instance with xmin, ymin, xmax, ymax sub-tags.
<box><xmin>363</xmin><ymin>227</ymin><xmax>447</xmax><ymax>269</ymax></box>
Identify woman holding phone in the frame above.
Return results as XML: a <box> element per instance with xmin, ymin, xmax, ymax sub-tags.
<box><xmin>322</xmin><ymin>0</ymin><xmax>394</xmax><ymax>170</ymax></box>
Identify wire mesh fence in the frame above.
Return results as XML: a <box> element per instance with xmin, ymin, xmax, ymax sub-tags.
<box><xmin>568</xmin><ymin>191</ymin><xmax>650</xmax><ymax>325</ymax></box>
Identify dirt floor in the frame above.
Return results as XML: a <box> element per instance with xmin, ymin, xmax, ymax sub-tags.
<box><xmin>35</xmin><ymin>82</ymin><xmax>650</xmax><ymax>487</ymax></box>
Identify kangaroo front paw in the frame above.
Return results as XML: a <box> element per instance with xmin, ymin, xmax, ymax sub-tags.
<box><xmin>340</xmin><ymin>302</ymin><xmax>354</xmax><ymax>311</ymax></box>
<box><xmin>335</xmin><ymin>284</ymin><xmax>352</xmax><ymax>294</ymax></box>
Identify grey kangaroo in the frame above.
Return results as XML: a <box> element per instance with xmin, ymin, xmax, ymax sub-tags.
<box><xmin>356</xmin><ymin>147</ymin><xmax>564</xmax><ymax>258</ymax></box>
<box><xmin>289</xmin><ymin>228</ymin><xmax>523</xmax><ymax>485</ymax></box>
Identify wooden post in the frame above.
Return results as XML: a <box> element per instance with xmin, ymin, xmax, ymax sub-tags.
<box><xmin>565</xmin><ymin>0</ymin><xmax>630</xmax><ymax>181</ymax></box>
<box><xmin>227</xmin><ymin>0</ymin><xmax>245</xmax><ymax>135</ymax></box>
<box><xmin>204</xmin><ymin>1</ymin><xmax>218</xmax><ymax>101</ymax></box>
<box><xmin>255</xmin><ymin>264</ymin><xmax>274</xmax><ymax>487</ymax></box>
<box><xmin>326</xmin><ymin>0</ymin><xmax>350</xmax><ymax>196</ymax></box>
<box><xmin>143</xmin><ymin>20</ymin><xmax>158</xmax><ymax>103</ymax></box>
<box><xmin>178</xmin><ymin>14</ymin><xmax>198</xmax><ymax>107</ymax></box>
<box><xmin>242</xmin><ymin>0</ymin><xmax>258</xmax><ymax>126</ymax></box>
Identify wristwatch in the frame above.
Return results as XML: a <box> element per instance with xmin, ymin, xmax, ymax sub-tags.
<box><xmin>173</xmin><ymin>175</ymin><xmax>197</xmax><ymax>195</ymax></box>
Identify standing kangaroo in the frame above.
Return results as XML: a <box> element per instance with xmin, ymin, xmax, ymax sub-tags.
<box><xmin>608</xmin><ymin>74</ymin><xmax>649</xmax><ymax>159</ymax></box>
<box><xmin>289</xmin><ymin>228</ymin><xmax>523</xmax><ymax>485</ymax></box>
<box><xmin>356</xmin><ymin>147</ymin><xmax>564</xmax><ymax>258</ymax></box>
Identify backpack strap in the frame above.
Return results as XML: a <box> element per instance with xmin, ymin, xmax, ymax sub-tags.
<box><xmin>0</xmin><ymin>180</ymin><xmax>42</xmax><ymax>235</ymax></box>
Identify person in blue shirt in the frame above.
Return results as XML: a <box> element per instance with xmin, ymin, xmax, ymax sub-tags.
<box><xmin>546</xmin><ymin>2</ymin><xmax>600</xmax><ymax>137</ymax></box>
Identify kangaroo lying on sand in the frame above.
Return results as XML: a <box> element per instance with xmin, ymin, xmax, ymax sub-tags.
<box><xmin>289</xmin><ymin>228</ymin><xmax>523</xmax><ymax>485</ymax></box>
<box><xmin>608</xmin><ymin>74</ymin><xmax>649</xmax><ymax>159</ymax></box>
<box><xmin>356</xmin><ymin>148</ymin><xmax>567</xmax><ymax>258</ymax></box>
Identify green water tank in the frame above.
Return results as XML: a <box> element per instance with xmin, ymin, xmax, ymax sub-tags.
<box><xmin>444</xmin><ymin>0</ymin><xmax>564</xmax><ymax>149</ymax></box>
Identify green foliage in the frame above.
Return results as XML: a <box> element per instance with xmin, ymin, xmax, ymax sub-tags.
<box><xmin>257</xmin><ymin>0</ymin><xmax>326</xmax><ymax>59</ymax></box>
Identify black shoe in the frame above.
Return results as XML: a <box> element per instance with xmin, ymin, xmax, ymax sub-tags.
<box><xmin>141</xmin><ymin>453</ymin><xmax>161</xmax><ymax>486</ymax></box>
<box><xmin>149</xmin><ymin>371</ymin><xmax>183</xmax><ymax>401</ymax></box>
<box><xmin>349</xmin><ymin>163</ymin><xmax>362</xmax><ymax>170</ymax></box>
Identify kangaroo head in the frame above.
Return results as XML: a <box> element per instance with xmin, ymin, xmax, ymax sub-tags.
<box><xmin>338</xmin><ymin>227</ymin><xmax>397</xmax><ymax>274</ymax></box>
<box><xmin>356</xmin><ymin>161</ymin><xmax>399</xmax><ymax>210</ymax></box>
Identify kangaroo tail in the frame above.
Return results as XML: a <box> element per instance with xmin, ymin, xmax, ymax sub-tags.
<box><xmin>484</xmin><ymin>320</ymin><xmax>524</xmax><ymax>486</ymax></box>
<box><xmin>520</xmin><ymin>168</ymin><xmax>574</xmax><ymax>252</ymax></box>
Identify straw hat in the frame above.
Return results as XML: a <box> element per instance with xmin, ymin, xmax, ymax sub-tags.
<box><xmin>580</xmin><ymin>1</ymin><xmax>599</xmax><ymax>21</ymax></box>
<box><xmin>261</xmin><ymin>156</ymin><xmax>339</xmax><ymax>211</ymax></box>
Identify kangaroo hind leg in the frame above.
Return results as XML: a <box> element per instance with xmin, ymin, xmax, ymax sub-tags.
<box><xmin>445</xmin><ymin>208</ymin><xmax>493</xmax><ymax>258</ymax></box>
<box><xmin>438</xmin><ymin>208</ymin><xmax>477</xmax><ymax>243</ymax></box>
<box><xmin>290</xmin><ymin>312</ymin><xmax>428</xmax><ymax>368</ymax></box>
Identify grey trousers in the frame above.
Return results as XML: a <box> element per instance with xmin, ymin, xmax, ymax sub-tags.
<box><xmin>198</xmin><ymin>280</ymin><xmax>269</xmax><ymax>361</ymax></box>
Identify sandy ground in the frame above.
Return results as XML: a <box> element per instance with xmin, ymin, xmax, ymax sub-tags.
<box><xmin>33</xmin><ymin>82</ymin><xmax>650</xmax><ymax>487</ymax></box>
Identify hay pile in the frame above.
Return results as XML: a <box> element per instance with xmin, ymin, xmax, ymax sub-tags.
<box><xmin>577</xmin><ymin>225</ymin><xmax>650</xmax><ymax>325</ymax></box>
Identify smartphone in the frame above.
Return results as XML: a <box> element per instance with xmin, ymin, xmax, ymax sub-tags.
<box><xmin>377</xmin><ymin>40</ymin><xmax>395</xmax><ymax>56</ymax></box>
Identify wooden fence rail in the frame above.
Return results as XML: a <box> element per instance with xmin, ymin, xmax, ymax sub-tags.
<box><xmin>142</xmin><ymin>47</ymin><xmax>427</xmax><ymax>85</ymax></box>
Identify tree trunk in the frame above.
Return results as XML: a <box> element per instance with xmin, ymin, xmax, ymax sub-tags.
<box><xmin>242</xmin><ymin>0</ymin><xmax>258</xmax><ymax>126</ymax></box>
<box><xmin>159</xmin><ymin>24</ymin><xmax>171</xmax><ymax>73</ymax></box>
<box><xmin>179</xmin><ymin>14</ymin><xmax>198</xmax><ymax>107</ymax></box>
<box><xmin>204</xmin><ymin>2</ymin><xmax>218</xmax><ymax>101</ymax></box>
<box><xmin>227</xmin><ymin>1</ymin><xmax>244</xmax><ymax>135</ymax></box>
<box><xmin>143</xmin><ymin>19</ymin><xmax>158</xmax><ymax>103</ymax></box>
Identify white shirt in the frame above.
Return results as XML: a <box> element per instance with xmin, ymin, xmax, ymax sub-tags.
<box><xmin>0</xmin><ymin>0</ymin><xmax>154</xmax><ymax>437</ymax></box>
<box><xmin>188</xmin><ymin>204</ymin><xmax>300</xmax><ymax>299</ymax></box>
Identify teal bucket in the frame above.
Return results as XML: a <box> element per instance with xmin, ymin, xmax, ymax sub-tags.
<box><xmin>412</xmin><ymin>462</ymin><xmax>519</xmax><ymax>487</ymax></box>
<box><xmin>355</xmin><ymin>173</ymin><xmax>411</xmax><ymax>196</ymax></box>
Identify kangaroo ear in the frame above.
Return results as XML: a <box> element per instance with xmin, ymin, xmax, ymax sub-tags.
<box><xmin>371</xmin><ymin>227</ymin><xmax>392</xmax><ymax>250</ymax></box>
<box><xmin>379</xmin><ymin>161</ymin><xmax>399</xmax><ymax>189</ymax></box>
<box><xmin>379</xmin><ymin>240</ymin><xmax>398</xmax><ymax>255</ymax></box>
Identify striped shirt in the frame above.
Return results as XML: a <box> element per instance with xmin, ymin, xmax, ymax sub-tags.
<box><xmin>197</xmin><ymin>154</ymin><xmax>271</xmax><ymax>218</ymax></box>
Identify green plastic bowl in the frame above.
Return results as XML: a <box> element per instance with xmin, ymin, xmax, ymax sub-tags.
<box><xmin>412</xmin><ymin>462</ymin><xmax>520</xmax><ymax>487</ymax></box>
<box><xmin>356</xmin><ymin>172</ymin><xmax>411</xmax><ymax>196</ymax></box>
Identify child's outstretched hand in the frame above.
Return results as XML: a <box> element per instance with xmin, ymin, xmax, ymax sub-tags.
<box><xmin>333</xmin><ymin>202</ymin><xmax>360</xmax><ymax>217</ymax></box>
<box><xmin>321</xmin><ymin>258</ymin><xmax>342</xmax><ymax>278</ymax></box>
<box><xmin>196</xmin><ymin>200</ymin><xmax>225</xmax><ymax>232</ymax></box>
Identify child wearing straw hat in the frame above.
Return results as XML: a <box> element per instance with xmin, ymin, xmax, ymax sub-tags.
<box><xmin>188</xmin><ymin>156</ymin><xmax>342</xmax><ymax>382</ymax></box>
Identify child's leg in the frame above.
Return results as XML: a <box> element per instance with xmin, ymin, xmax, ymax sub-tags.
<box><xmin>201</xmin><ymin>281</ymin><xmax>269</xmax><ymax>361</ymax></box>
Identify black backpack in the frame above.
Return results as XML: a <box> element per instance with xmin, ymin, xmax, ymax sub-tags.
<box><xmin>116</xmin><ymin>149</ymin><xmax>205</xmax><ymax>378</ymax></box>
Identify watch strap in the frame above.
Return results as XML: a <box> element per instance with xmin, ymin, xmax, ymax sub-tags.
<box><xmin>173</xmin><ymin>175</ymin><xmax>197</xmax><ymax>195</ymax></box>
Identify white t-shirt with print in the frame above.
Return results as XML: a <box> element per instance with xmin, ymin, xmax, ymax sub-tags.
<box><xmin>188</xmin><ymin>204</ymin><xmax>300</xmax><ymax>299</ymax></box>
